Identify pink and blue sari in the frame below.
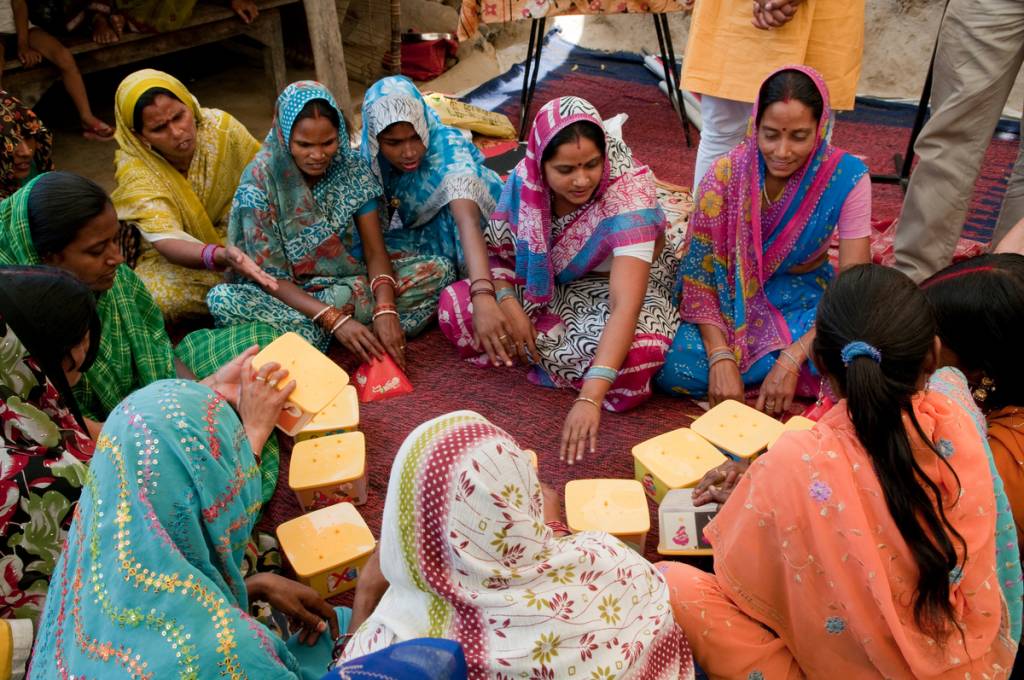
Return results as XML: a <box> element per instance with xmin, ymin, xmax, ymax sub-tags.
<box><xmin>656</xmin><ymin>66</ymin><xmax>868</xmax><ymax>396</ymax></box>
<box><xmin>439</xmin><ymin>97</ymin><xmax>680</xmax><ymax>411</ymax></box>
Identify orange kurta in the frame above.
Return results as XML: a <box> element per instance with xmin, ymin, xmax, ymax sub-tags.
<box><xmin>660</xmin><ymin>369</ymin><xmax>1019</xmax><ymax>679</ymax></box>
<box><xmin>988</xmin><ymin>406</ymin><xmax>1024</xmax><ymax>556</ymax></box>
<box><xmin>682</xmin><ymin>0</ymin><xmax>864</xmax><ymax>109</ymax></box>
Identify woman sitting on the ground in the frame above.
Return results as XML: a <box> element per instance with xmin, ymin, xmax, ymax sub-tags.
<box><xmin>28</xmin><ymin>375</ymin><xmax>351</xmax><ymax>679</ymax></box>
<box><xmin>208</xmin><ymin>81</ymin><xmax>454</xmax><ymax>368</ymax></box>
<box><xmin>0</xmin><ymin>266</ymin><xmax>98</xmax><ymax>678</ymax></box>
<box><xmin>923</xmin><ymin>253</ymin><xmax>1024</xmax><ymax>560</ymax></box>
<box><xmin>660</xmin><ymin>264</ymin><xmax>1022</xmax><ymax>679</ymax></box>
<box><xmin>439</xmin><ymin>97</ymin><xmax>679</xmax><ymax>464</ymax></box>
<box><xmin>359</xmin><ymin>76</ymin><xmax>503</xmax><ymax>273</ymax></box>
<box><xmin>656</xmin><ymin>65</ymin><xmax>871</xmax><ymax>416</ymax></box>
<box><xmin>338</xmin><ymin>410</ymin><xmax>693</xmax><ymax>678</ymax></box>
<box><xmin>0</xmin><ymin>172</ymin><xmax>281</xmax><ymax>499</ymax></box>
<box><xmin>112</xmin><ymin>69</ymin><xmax>276</xmax><ymax>322</ymax></box>
<box><xmin>0</xmin><ymin>90</ymin><xmax>53</xmax><ymax>200</ymax></box>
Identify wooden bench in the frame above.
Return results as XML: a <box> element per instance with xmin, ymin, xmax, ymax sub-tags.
<box><xmin>1</xmin><ymin>0</ymin><xmax>294</xmax><ymax>108</ymax></box>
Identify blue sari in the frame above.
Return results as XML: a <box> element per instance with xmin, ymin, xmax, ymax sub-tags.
<box><xmin>359</xmin><ymin>76</ymin><xmax>503</xmax><ymax>271</ymax></box>
<box><xmin>656</xmin><ymin>66</ymin><xmax>867</xmax><ymax>396</ymax></box>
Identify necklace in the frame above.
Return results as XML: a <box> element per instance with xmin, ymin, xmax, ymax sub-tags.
<box><xmin>761</xmin><ymin>182</ymin><xmax>785</xmax><ymax>205</ymax></box>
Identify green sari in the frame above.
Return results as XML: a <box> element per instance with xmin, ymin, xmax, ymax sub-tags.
<box><xmin>0</xmin><ymin>176</ymin><xmax>281</xmax><ymax>502</ymax></box>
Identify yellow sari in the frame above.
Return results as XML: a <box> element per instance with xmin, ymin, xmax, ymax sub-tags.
<box><xmin>112</xmin><ymin>69</ymin><xmax>261</xmax><ymax>321</ymax></box>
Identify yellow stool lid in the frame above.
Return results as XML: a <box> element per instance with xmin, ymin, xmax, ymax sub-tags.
<box><xmin>290</xmin><ymin>432</ymin><xmax>366</xmax><ymax>491</ymax></box>
<box><xmin>565</xmin><ymin>479</ymin><xmax>650</xmax><ymax>535</ymax></box>
<box><xmin>690</xmin><ymin>399</ymin><xmax>784</xmax><ymax>459</ymax></box>
<box><xmin>253</xmin><ymin>332</ymin><xmax>349</xmax><ymax>415</ymax></box>
<box><xmin>301</xmin><ymin>385</ymin><xmax>359</xmax><ymax>434</ymax></box>
<box><xmin>768</xmin><ymin>415</ymin><xmax>816</xmax><ymax>448</ymax></box>
<box><xmin>632</xmin><ymin>428</ymin><xmax>728</xmax><ymax>488</ymax></box>
<box><xmin>276</xmin><ymin>503</ymin><xmax>375</xmax><ymax>578</ymax></box>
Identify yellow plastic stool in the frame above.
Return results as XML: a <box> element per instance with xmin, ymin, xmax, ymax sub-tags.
<box><xmin>252</xmin><ymin>332</ymin><xmax>349</xmax><ymax>435</ymax></box>
<box><xmin>690</xmin><ymin>399</ymin><xmax>785</xmax><ymax>459</ymax></box>
<box><xmin>565</xmin><ymin>479</ymin><xmax>650</xmax><ymax>552</ymax></box>
<box><xmin>276</xmin><ymin>503</ymin><xmax>376</xmax><ymax>598</ymax></box>
<box><xmin>633</xmin><ymin>428</ymin><xmax>728</xmax><ymax>503</ymax></box>
<box><xmin>289</xmin><ymin>432</ymin><xmax>367</xmax><ymax>510</ymax></box>
<box><xmin>296</xmin><ymin>385</ymin><xmax>360</xmax><ymax>442</ymax></box>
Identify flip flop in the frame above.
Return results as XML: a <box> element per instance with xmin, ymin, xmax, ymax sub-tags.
<box><xmin>82</xmin><ymin>122</ymin><xmax>115</xmax><ymax>141</ymax></box>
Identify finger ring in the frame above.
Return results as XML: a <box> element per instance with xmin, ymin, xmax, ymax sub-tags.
<box><xmin>255</xmin><ymin>376</ymin><xmax>267</xmax><ymax>383</ymax></box>
<box><xmin>267</xmin><ymin>379</ymin><xmax>278</xmax><ymax>388</ymax></box>
<box><xmin>499</xmin><ymin>334</ymin><xmax>509</xmax><ymax>341</ymax></box>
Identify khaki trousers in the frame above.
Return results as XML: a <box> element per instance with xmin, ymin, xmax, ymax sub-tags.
<box><xmin>894</xmin><ymin>0</ymin><xmax>1024</xmax><ymax>282</ymax></box>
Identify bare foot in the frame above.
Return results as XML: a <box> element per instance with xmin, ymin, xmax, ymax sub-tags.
<box><xmin>81</xmin><ymin>115</ymin><xmax>115</xmax><ymax>141</ymax></box>
<box><xmin>91</xmin><ymin>15</ymin><xmax>121</xmax><ymax>44</ymax></box>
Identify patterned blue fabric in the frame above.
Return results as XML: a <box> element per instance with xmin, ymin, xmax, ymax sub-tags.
<box><xmin>359</xmin><ymin>76</ymin><xmax>503</xmax><ymax>268</ymax></box>
<box><xmin>928</xmin><ymin>367</ymin><xmax>1023</xmax><ymax>641</ymax></box>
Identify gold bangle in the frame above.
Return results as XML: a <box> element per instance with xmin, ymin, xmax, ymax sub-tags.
<box><xmin>779</xmin><ymin>350</ymin><xmax>803</xmax><ymax>370</ymax></box>
<box><xmin>574</xmin><ymin>396</ymin><xmax>601</xmax><ymax>410</ymax></box>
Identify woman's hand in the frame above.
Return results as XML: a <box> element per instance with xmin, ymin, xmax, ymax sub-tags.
<box><xmin>218</xmin><ymin>245</ymin><xmax>279</xmax><ymax>291</ymax></box>
<box><xmin>335</xmin><ymin>319</ymin><xmax>385</xmax><ymax>365</ymax></box>
<box><xmin>372</xmin><ymin>313</ymin><xmax>406</xmax><ymax>370</ymax></box>
<box><xmin>692</xmin><ymin>459</ymin><xmax>749</xmax><ymax>506</ymax></box>
<box><xmin>349</xmin><ymin>548</ymin><xmax>388</xmax><ymax>634</ymax></box>
<box><xmin>755</xmin><ymin>356</ymin><xmax>800</xmax><ymax>417</ymax></box>
<box><xmin>245</xmin><ymin>573</ymin><xmax>339</xmax><ymax>645</ymax></box>
<box><xmin>201</xmin><ymin>345</ymin><xmax>260</xmax><ymax>408</ymax></box>
<box><xmin>559</xmin><ymin>399</ymin><xmax>601</xmax><ymax>466</ymax></box>
<box><xmin>501</xmin><ymin>300</ymin><xmax>539</xmax><ymax>365</ymax></box>
<box><xmin>238</xmin><ymin>358</ymin><xmax>295</xmax><ymax>454</ymax></box>
<box><xmin>230</xmin><ymin>0</ymin><xmax>259</xmax><ymax>23</ymax></box>
<box><xmin>708</xmin><ymin>360</ymin><xmax>745</xmax><ymax>407</ymax></box>
<box><xmin>472</xmin><ymin>296</ymin><xmax>515</xmax><ymax>367</ymax></box>
<box><xmin>18</xmin><ymin>44</ymin><xmax>42</xmax><ymax>67</ymax></box>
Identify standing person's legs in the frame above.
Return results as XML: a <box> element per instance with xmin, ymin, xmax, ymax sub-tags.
<box><xmin>692</xmin><ymin>95</ymin><xmax>750</xmax><ymax>190</ymax></box>
<box><xmin>894</xmin><ymin>0</ymin><xmax>1024</xmax><ymax>282</ymax></box>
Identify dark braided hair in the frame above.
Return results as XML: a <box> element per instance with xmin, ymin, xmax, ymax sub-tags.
<box><xmin>814</xmin><ymin>264</ymin><xmax>965</xmax><ymax>639</ymax></box>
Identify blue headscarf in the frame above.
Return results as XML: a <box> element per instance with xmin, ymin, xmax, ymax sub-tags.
<box><xmin>230</xmin><ymin>81</ymin><xmax>381</xmax><ymax>278</ymax></box>
<box><xmin>30</xmin><ymin>380</ymin><xmax>308</xmax><ymax>678</ymax></box>
<box><xmin>360</xmin><ymin>76</ymin><xmax>502</xmax><ymax>234</ymax></box>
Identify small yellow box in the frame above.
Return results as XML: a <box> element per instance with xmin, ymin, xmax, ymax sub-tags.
<box><xmin>296</xmin><ymin>385</ymin><xmax>359</xmax><ymax>442</ymax></box>
<box><xmin>767</xmin><ymin>415</ymin><xmax>816</xmax><ymax>448</ymax></box>
<box><xmin>276</xmin><ymin>503</ymin><xmax>376</xmax><ymax>598</ymax></box>
<box><xmin>632</xmin><ymin>428</ymin><xmax>728</xmax><ymax>503</ymax></box>
<box><xmin>565</xmin><ymin>479</ymin><xmax>650</xmax><ymax>552</ymax></box>
<box><xmin>690</xmin><ymin>399</ymin><xmax>785</xmax><ymax>459</ymax></box>
<box><xmin>289</xmin><ymin>432</ymin><xmax>367</xmax><ymax>510</ymax></box>
<box><xmin>252</xmin><ymin>332</ymin><xmax>349</xmax><ymax>436</ymax></box>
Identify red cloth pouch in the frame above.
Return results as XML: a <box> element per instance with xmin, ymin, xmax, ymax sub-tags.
<box><xmin>352</xmin><ymin>354</ymin><xmax>413</xmax><ymax>403</ymax></box>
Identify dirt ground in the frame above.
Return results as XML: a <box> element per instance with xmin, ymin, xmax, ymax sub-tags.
<box><xmin>43</xmin><ymin>0</ymin><xmax>1022</xmax><ymax>191</ymax></box>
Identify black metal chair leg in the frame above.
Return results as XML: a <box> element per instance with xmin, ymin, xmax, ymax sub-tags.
<box><xmin>657</xmin><ymin>13</ymin><xmax>693</xmax><ymax>147</ymax></box>
<box><xmin>519</xmin><ymin>17</ymin><xmax>547</xmax><ymax>141</ymax></box>
<box><xmin>518</xmin><ymin>19</ymin><xmax>541</xmax><ymax>141</ymax></box>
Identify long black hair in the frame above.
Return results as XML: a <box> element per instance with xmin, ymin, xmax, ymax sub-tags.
<box><xmin>922</xmin><ymin>253</ymin><xmax>1024</xmax><ymax>411</ymax></box>
<box><xmin>756</xmin><ymin>68</ymin><xmax>824</xmax><ymax>127</ymax></box>
<box><xmin>0</xmin><ymin>265</ymin><xmax>100</xmax><ymax>428</ymax></box>
<box><xmin>27</xmin><ymin>171</ymin><xmax>112</xmax><ymax>259</ymax></box>
<box><xmin>541</xmin><ymin>120</ymin><xmax>606</xmax><ymax>165</ymax></box>
<box><xmin>814</xmin><ymin>264</ymin><xmax>965</xmax><ymax>638</ymax></box>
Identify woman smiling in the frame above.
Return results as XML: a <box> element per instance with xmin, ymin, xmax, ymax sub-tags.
<box><xmin>656</xmin><ymin>66</ymin><xmax>872</xmax><ymax>415</ymax></box>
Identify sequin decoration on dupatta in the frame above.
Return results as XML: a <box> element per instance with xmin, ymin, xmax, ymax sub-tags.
<box><xmin>675</xmin><ymin>65</ymin><xmax>867</xmax><ymax>372</ymax></box>
<box><xmin>29</xmin><ymin>380</ymin><xmax>307</xmax><ymax>679</ymax></box>
<box><xmin>342</xmin><ymin>410</ymin><xmax>693</xmax><ymax>679</ymax></box>
<box><xmin>489</xmin><ymin>96</ymin><xmax>666</xmax><ymax>304</ymax></box>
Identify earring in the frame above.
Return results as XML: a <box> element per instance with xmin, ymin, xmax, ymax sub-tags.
<box><xmin>972</xmin><ymin>375</ymin><xmax>995</xmax><ymax>405</ymax></box>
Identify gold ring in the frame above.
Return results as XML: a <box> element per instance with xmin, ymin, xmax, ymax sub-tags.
<box><xmin>499</xmin><ymin>334</ymin><xmax>509</xmax><ymax>340</ymax></box>
<box><xmin>267</xmin><ymin>379</ymin><xmax>278</xmax><ymax>388</ymax></box>
<box><xmin>255</xmin><ymin>376</ymin><xmax>267</xmax><ymax>383</ymax></box>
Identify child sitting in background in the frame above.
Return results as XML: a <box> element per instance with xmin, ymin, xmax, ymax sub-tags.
<box><xmin>0</xmin><ymin>0</ymin><xmax>113</xmax><ymax>140</ymax></box>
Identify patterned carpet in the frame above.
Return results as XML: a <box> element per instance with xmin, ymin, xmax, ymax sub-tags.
<box><xmin>259</xmin><ymin>33</ymin><xmax>1020</xmax><ymax>577</ymax></box>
